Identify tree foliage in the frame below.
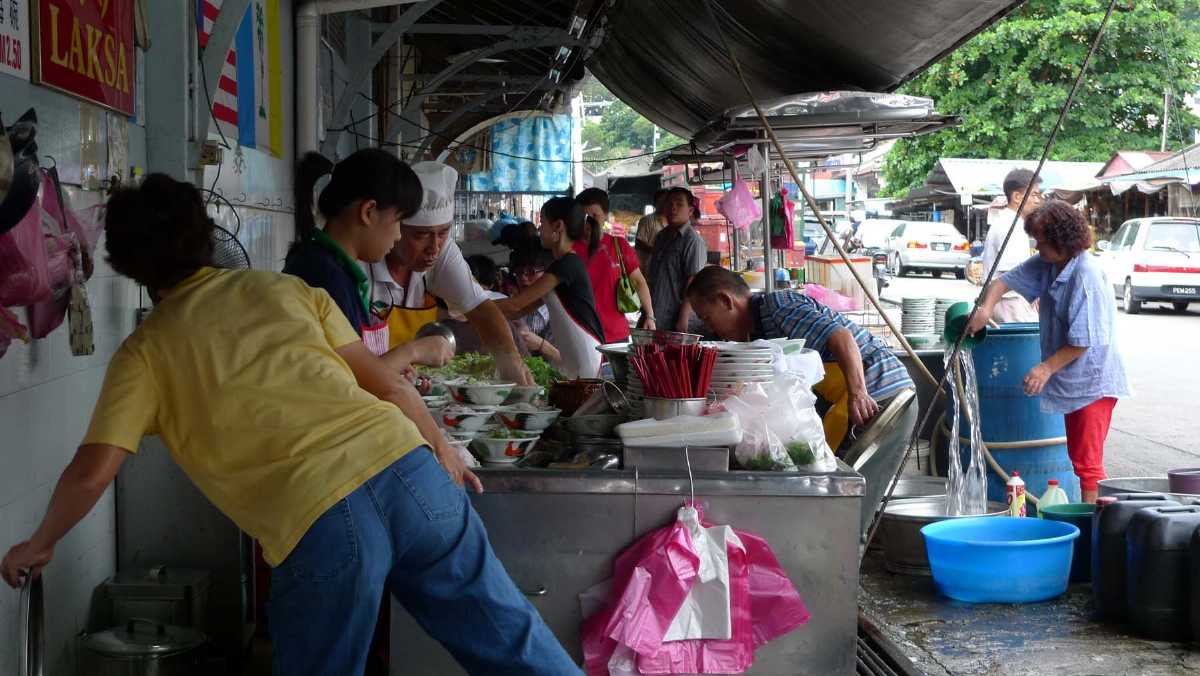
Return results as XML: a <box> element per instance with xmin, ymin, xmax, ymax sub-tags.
<box><xmin>580</xmin><ymin>77</ymin><xmax>686</xmax><ymax>171</ymax></box>
<box><xmin>881</xmin><ymin>0</ymin><xmax>1200</xmax><ymax>196</ymax></box>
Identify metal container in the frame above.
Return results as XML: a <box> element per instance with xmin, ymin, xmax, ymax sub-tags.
<box><xmin>629</xmin><ymin>328</ymin><xmax>702</xmax><ymax>346</ymax></box>
<box><xmin>1098</xmin><ymin>476</ymin><xmax>1200</xmax><ymax>504</ymax></box>
<box><xmin>624</xmin><ymin>445</ymin><xmax>730</xmax><ymax>472</ymax></box>
<box><xmin>890</xmin><ymin>476</ymin><xmax>947</xmax><ymax>500</ymax></box>
<box><xmin>643</xmin><ymin>397</ymin><xmax>707</xmax><ymax>420</ymax></box>
<box><xmin>393</xmin><ymin>466</ymin><xmax>865</xmax><ymax>675</ymax></box>
<box><xmin>81</xmin><ymin>619</ymin><xmax>206</xmax><ymax>676</ymax></box>
<box><xmin>19</xmin><ymin>575</ymin><xmax>43</xmax><ymax>676</ymax></box>
<box><xmin>103</xmin><ymin>567</ymin><xmax>211</xmax><ymax>632</ymax></box>
<box><xmin>1167</xmin><ymin>468</ymin><xmax>1200</xmax><ymax>496</ymax></box>
<box><xmin>878</xmin><ymin>498</ymin><xmax>1007</xmax><ymax>575</ymax></box>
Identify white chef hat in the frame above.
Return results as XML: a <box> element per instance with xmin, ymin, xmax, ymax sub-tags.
<box><xmin>405</xmin><ymin>161</ymin><xmax>458</xmax><ymax>226</ymax></box>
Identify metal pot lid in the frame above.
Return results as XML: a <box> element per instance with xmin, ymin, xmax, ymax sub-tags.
<box><xmin>83</xmin><ymin>619</ymin><xmax>205</xmax><ymax>656</ymax></box>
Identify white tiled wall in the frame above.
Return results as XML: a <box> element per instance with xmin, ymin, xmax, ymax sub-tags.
<box><xmin>0</xmin><ymin>188</ymin><xmax>139</xmax><ymax>675</ymax></box>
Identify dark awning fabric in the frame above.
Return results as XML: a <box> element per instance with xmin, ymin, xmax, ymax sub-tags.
<box><xmin>587</xmin><ymin>0</ymin><xmax>1023</xmax><ymax>140</ymax></box>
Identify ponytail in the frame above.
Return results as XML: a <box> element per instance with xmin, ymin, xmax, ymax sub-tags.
<box><xmin>584</xmin><ymin>214</ymin><xmax>602</xmax><ymax>256</ymax></box>
<box><xmin>541</xmin><ymin>196</ymin><xmax>590</xmax><ymax>248</ymax></box>
<box><xmin>291</xmin><ymin>148</ymin><xmax>423</xmax><ymax>249</ymax></box>
<box><xmin>294</xmin><ymin>151</ymin><xmax>334</xmax><ymax>244</ymax></box>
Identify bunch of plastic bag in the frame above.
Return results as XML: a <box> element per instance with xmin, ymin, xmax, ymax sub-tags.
<box><xmin>581</xmin><ymin>504</ymin><xmax>809</xmax><ymax>675</ymax></box>
<box><xmin>723</xmin><ymin>374</ymin><xmax>836</xmax><ymax>473</ymax></box>
<box><xmin>714</xmin><ymin>177</ymin><xmax>761</xmax><ymax>231</ymax></box>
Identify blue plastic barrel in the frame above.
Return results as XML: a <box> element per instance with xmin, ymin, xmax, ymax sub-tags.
<box><xmin>949</xmin><ymin>323</ymin><xmax>1080</xmax><ymax>507</ymax></box>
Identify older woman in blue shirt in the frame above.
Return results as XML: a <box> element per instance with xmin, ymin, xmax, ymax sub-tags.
<box><xmin>968</xmin><ymin>200</ymin><xmax>1129</xmax><ymax>502</ymax></box>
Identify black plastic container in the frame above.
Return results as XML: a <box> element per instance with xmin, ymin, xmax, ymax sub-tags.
<box><xmin>1092</xmin><ymin>493</ymin><xmax>1178</xmax><ymax>622</ymax></box>
<box><xmin>1192</xmin><ymin>527</ymin><xmax>1200</xmax><ymax>643</ymax></box>
<box><xmin>1126</xmin><ymin>505</ymin><xmax>1200</xmax><ymax>641</ymax></box>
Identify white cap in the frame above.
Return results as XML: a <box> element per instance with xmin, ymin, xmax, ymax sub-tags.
<box><xmin>406</xmin><ymin>161</ymin><xmax>458</xmax><ymax>226</ymax></box>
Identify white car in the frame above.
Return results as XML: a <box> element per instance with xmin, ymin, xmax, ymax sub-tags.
<box><xmin>884</xmin><ymin>221</ymin><xmax>970</xmax><ymax>278</ymax></box>
<box><xmin>1098</xmin><ymin>217</ymin><xmax>1200</xmax><ymax>314</ymax></box>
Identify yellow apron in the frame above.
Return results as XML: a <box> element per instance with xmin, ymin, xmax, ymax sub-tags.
<box><xmin>813</xmin><ymin>362</ymin><xmax>850</xmax><ymax>451</ymax></box>
<box><xmin>384</xmin><ymin>292</ymin><xmax>440</xmax><ymax>349</ymax></box>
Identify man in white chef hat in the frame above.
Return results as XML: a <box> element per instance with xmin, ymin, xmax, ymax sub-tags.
<box><xmin>367</xmin><ymin>161</ymin><xmax>534</xmax><ymax>385</ymax></box>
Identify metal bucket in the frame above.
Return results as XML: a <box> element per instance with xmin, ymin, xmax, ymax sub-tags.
<box><xmin>878</xmin><ymin>497</ymin><xmax>1007</xmax><ymax>575</ymax></box>
<box><xmin>643</xmin><ymin>397</ymin><xmax>707</xmax><ymax>420</ymax></box>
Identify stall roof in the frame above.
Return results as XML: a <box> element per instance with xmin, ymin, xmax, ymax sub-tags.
<box><xmin>928</xmin><ymin>158</ymin><xmax>1105</xmax><ymax>195</ymax></box>
<box><xmin>1100</xmin><ymin>143</ymin><xmax>1200</xmax><ymax>195</ymax></box>
<box><xmin>586</xmin><ymin>0</ymin><xmax>1025</xmax><ymax>140</ymax></box>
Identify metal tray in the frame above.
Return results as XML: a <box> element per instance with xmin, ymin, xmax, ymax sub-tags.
<box><xmin>623</xmin><ymin>445</ymin><xmax>730</xmax><ymax>472</ymax></box>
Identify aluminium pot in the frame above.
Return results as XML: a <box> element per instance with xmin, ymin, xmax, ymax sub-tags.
<box><xmin>81</xmin><ymin>618</ymin><xmax>206</xmax><ymax>676</ymax></box>
<box><xmin>878</xmin><ymin>497</ymin><xmax>1007</xmax><ymax>575</ymax></box>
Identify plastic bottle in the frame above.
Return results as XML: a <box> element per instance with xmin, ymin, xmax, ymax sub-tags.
<box><xmin>1006</xmin><ymin>472</ymin><xmax>1026</xmax><ymax>517</ymax></box>
<box><xmin>1036</xmin><ymin>479</ymin><xmax>1069</xmax><ymax>518</ymax></box>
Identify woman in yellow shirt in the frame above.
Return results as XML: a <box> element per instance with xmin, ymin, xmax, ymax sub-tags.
<box><xmin>0</xmin><ymin>175</ymin><xmax>579</xmax><ymax>676</ymax></box>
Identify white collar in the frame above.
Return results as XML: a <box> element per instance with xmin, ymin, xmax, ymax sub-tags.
<box><xmin>370</xmin><ymin>260</ymin><xmax>407</xmax><ymax>289</ymax></box>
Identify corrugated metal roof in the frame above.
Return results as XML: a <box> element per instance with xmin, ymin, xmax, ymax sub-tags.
<box><xmin>930</xmin><ymin>158</ymin><xmax>1105</xmax><ymax>195</ymax></box>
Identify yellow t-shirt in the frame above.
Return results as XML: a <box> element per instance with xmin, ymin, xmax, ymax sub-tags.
<box><xmin>83</xmin><ymin>267</ymin><xmax>427</xmax><ymax>565</ymax></box>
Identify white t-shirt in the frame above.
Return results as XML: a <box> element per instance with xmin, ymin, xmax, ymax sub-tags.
<box><xmin>366</xmin><ymin>240</ymin><xmax>491</xmax><ymax>314</ymax></box>
<box><xmin>982</xmin><ymin>208</ymin><xmax>1034</xmax><ymax>276</ymax></box>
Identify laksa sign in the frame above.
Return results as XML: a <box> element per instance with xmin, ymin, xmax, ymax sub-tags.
<box><xmin>35</xmin><ymin>0</ymin><xmax>135</xmax><ymax>115</ymax></box>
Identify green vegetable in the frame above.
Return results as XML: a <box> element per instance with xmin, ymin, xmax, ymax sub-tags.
<box><xmin>740</xmin><ymin>455</ymin><xmax>777</xmax><ymax>472</ymax></box>
<box><xmin>786</xmin><ymin>440</ymin><xmax>815</xmax><ymax>467</ymax></box>
<box><xmin>418</xmin><ymin>354</ymin><xmax>561</xmax><ymax>388</ymax></box>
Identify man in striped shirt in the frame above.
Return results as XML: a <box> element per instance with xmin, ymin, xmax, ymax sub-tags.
<box><xmin>687</xmin><ymin>266</ymin><xmax>913</xmax><ymax>448</ymax></box>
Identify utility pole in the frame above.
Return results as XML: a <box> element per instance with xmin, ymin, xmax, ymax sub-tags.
<box><xmin>1161</xmin><ymin>89</ymin><xmax>1172</xmax><ymax>153</ymax></box>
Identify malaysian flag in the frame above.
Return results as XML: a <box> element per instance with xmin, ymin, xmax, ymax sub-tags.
<box><xmin>197</xmin><ymin>1</ymin><xmax>281</xmax><ymax>156</ymax></box>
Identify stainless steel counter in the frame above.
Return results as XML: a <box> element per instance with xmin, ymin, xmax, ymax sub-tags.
<box><xmin>391</xmin><ymin>466</ymin><xmax>865</xmax><ymax>675</ymax></box>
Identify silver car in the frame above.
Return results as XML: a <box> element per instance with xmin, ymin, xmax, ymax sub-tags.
<box><xmin>884</xmin><ymin>221</ymin><xmax>970</xmax><ymax>278</ymax></box>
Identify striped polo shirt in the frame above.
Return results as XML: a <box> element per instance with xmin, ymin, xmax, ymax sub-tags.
<box><xmin>752</xmin><ymin>290</ymin><xmax>913</xmax><ymax>401</ymax></box>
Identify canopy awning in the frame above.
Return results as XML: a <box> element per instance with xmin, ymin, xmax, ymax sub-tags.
<box><xmin>587</xmin><ymin>0</ymin><xmax>1024</xmax><ymax>140</ymax></box>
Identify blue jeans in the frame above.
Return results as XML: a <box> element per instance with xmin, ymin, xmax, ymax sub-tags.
<box><xmin>269</xmin><ymin>448</ymin><xmax>580</xmax><ymax>676</ymax></box>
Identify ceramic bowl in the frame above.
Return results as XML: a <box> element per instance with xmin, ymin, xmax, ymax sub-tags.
<box><xmin>446</xmin><ymin>381</ymin><xmax>516</xmax><ymax>406</ymax></box>
<box><xmin>438</xmin><ymin>408</ymin><xmax>498</xmax><ymax>435</ymax></box>
<box><xmin>472</xmin><ymin>435</ymin><xmax>540</xmax><ymax>464</ymax></box>
<box><xmin>496</xmin><ymin>406</ymin><xmax>561</xmax><ymax>432</ymax></box>
<box><xmin>503</xmin><ymin>385</ymin><xmax>544</xmax><ymax>405</ymax></box>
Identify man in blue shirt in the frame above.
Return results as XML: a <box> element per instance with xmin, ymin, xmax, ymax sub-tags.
<box><xmin>968</xmin><ymin>200</ymin><xmax>1129</xmax><ymax>502</ymax></box>
<box><xmin>686</xmin><ymin>265</ymin><xmax>913</xmax><ymax>449</ymax></box>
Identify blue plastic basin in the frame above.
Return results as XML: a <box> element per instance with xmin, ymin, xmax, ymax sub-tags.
<box><xmin>921</xmin><ymin>517</ymin><xmax>1080</xmax><ymax>603</ymax></box>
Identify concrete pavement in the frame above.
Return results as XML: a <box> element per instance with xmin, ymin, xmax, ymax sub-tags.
<box><xmin>881</xmin><ymin>270</ymin><xmax>1200</xmax><ymax>478</ymax></box>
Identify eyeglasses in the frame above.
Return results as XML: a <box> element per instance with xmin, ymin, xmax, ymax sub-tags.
<box><xmin>513</xmin><ymin>267</ymin><xmax>544</xmax><ymax>278</ymax></box>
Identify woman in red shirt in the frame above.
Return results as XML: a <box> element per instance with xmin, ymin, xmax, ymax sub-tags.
<box><xmin>575</xmin><ymin>188</ymin><xmax>655</xmax><ymax>341</ymax></box>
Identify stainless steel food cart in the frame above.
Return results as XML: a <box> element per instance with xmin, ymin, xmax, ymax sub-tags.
<box><xmin>391</xmin><ymin>466</ymin><xmax>865</xmax><ymax>674</ymax></box>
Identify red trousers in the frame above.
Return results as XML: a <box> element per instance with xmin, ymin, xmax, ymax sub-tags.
<box><xmin>1064</xmin><ymin>397</ymin><xmax>1117</xmax><ymax>491</ymax></box>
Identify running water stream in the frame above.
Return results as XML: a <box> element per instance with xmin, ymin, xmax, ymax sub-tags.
<box><xmin>944</xmin><ymin>348</ymin><xmax>988</xmax><ymax>516</ymax></box>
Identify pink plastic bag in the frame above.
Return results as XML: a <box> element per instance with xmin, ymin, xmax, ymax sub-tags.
<box><xmin>635</xmin><ymin>535</ymin><xmax>753</xmax><ymax>674</ymax></box>
<box><xmin>582</xmin><ymin>515</ymin><xmax>700</xmax><ymax>675</ymax></box>
<box><xmin>715</xmin><ymin>177</ymin><xmax>762</xmax><ymax>231</ymax></box>
<box><xmin>0</xmin><ymin>180</ymin><xmax>51</xmax><ymax>306</ymax></box>
<box><xmin>582</xmin><ymin>504</ymin><xmax>810</xmax><ymax>675</ymax></box>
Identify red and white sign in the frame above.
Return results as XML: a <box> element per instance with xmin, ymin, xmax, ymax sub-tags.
<box><xmin>35</xmin><ymin>0</ymin><xmax>135</xmax><ymax>114</ymax></box>
<box><xmin>0</xmin><ymin>0</ymin><xmax>30</xmax><ymax>81</ymax></box>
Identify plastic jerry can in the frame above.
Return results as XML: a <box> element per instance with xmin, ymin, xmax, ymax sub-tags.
<box><xmin>1092</xmin><ymin>493</ymin><xmax>1179</xmax><ymax>622</ymax></box>
<box><xmin>1125</xmin><ymin>505</ymin><xmax>1200</xmax><ymax>641</ymax></box>
<box><xmin>1192</xmin><ymin>527</ymin><xmax>1200</xmax><ymax>643</ymax></box>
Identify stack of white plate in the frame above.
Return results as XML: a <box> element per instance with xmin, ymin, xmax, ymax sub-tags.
<box><xmin>709</xmin><ymin>342</ymin><xmax>775</xmax><ymax>397</ymax></box>
<box><xmin>625</xmin><ymin>369</ymin><xmax>645</xmax><ymax>418</ymax></box>
<box><xmin>901</xmin><ymin>297</ymin><xmax>936</xmax><ymax>335</ymax></box>
<box><xmin>934</xmin><ymin>298</ymin><xmax>956</xmax><ymax>336</ymax></box>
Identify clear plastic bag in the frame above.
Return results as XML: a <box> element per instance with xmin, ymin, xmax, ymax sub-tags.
<box><xmin>715</xmin><ymin>177</ymin><xmax>762</xmax><ymax>231</ymax></box>
<box><xmin>725</xmin><ymin>376</ymin><xmax>836</xmax><ymax>472</ymax></box>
